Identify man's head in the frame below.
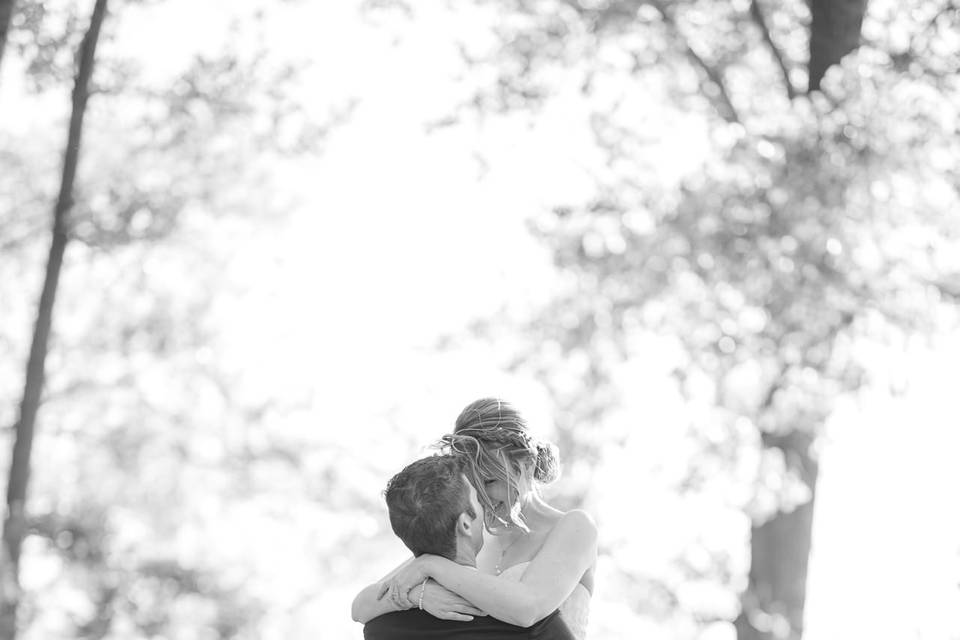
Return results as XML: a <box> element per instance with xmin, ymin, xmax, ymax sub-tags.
<box><xmin>384</xmin><ymin>454</ymin><xmax>484</xmax><ymax>562</ymax></box>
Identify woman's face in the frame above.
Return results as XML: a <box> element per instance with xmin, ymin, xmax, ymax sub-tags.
<box><xmin>479</xmin><ymin>460</ymin><xmax>528</xmax><ymax>531</ymax></box>
<box><xmin>481</xmin><ymin>475</ymin><xmax>514</xmax><ymax>531</ymax></box>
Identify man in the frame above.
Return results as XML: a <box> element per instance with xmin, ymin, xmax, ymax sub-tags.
<box><xmin>360</xmin><ymin>454</ymin><xmax>574</xmax><ymax>640</ymax></box>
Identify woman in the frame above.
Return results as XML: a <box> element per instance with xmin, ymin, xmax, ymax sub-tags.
<box><xmin>352</xmin><ymin>398</ymin><xmax>596</xmax><ymax>639</ymax></box>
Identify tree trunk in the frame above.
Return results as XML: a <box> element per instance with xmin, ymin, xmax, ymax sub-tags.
<box><xmin>735</xmin><ymin>431</ymin><xmax>819</xmax><ymax>640</ymax></box>
<box><xmin>0</xmin><ymin>1</ymin><xmax>109</xmax><ymax>637</ymax></box>
<box><xmin>0</xmin><ymin>0</ymin><xmax>15</xmax><ymax>77</ymax></box>
<box><xmin>808</xmin><ymin>0</ymin><xmax>868</xmax><ymax>92</ymax></box>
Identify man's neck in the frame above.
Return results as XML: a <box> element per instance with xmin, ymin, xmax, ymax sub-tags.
<box><xmin>452</xmin><ymin>542</ymin><xmax>478</xmax><ymax>567</ymax></box>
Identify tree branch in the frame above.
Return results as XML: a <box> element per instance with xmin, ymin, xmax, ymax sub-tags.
<box><xmin>650</xmin><ymin>0</ymin><xmax>742</xmax><ymax>124</ymax></box>
<box><xmin>750</xmin><ymin>0</ymin><xmax>797</xmax><ymax>101</ymax></box>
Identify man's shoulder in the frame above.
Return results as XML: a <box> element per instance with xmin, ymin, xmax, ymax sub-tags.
<box><xmin>363</xmin><ymin>610</ymin><xmax>432</xmax><ymax>639</ymax></box>
<box><xmin>363</xmin><ymin>609</ymin><xmax>575</xmax><ymax>640</ymax></box>
<box><xmin>364</xmin><ymin>609</ymin><xmax>521</xmax><ymax>639</ymax></box>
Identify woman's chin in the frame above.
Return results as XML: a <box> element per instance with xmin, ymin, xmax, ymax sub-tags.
<box><xmin>485</xmin><ymin>518</ymin><xmax>516</xmax><ymax>535</ymax></box>
<box><xmin>484</xmin><ymin>517</ymin><xmax>508</xmax><ymax>534</ymax></box>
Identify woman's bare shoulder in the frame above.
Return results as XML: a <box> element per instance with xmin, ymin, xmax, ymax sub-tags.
<box><xmin>555</xmin><ymin>509</ymin><xmax>596</xmax><ymax>533</ymax></box>
<box><xmin>537</xmin><ymin>508</ymin><xmax>597</xmax><ymax>546</ymax></box>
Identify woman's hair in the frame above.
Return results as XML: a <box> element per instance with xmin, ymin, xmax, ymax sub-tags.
<box><xmin>439</xmin><ymin>398</ymin><xmax>560</xmax><ymax>532</ymax></box>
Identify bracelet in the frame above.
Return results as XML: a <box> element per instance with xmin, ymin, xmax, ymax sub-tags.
<box><xmin>418</xmin><ymin>578</ymin><xmax>428</xmax><ymax>610</ymax></box>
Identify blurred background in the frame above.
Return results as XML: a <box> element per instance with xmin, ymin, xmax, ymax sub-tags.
<box><xmin>1</xmin><ymin>0</ymin><xmax>959</xmax><ymax>638</ymax></box>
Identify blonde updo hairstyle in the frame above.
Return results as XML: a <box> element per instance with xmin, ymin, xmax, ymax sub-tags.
<box><xmin>439</xmin><ymin>398</ymin><xmax>560</xmax><ymax>532</ymax></box>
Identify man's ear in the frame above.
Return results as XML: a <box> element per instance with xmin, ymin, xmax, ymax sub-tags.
<box><xmin>456</xmin><ymin>511</ymin><xmax>473</xmax><ymax>535</ymax></box>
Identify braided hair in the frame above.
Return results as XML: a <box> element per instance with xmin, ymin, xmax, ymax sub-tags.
<box><xmin>438</xmin><ymin>398</ymin><xmax>560</xmax><ymax>532</ymax></box>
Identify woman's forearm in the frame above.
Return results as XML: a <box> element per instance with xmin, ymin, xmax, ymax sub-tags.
<box><xmin>351</xmin><ymin>582</ymin><xmax>407</xmax><ymax>623</ymax></box>
<box><xmin>352</xmin><ymin>556</ymin><xmax>418</xmax><ymax>623</ymax></box>
<box><xmin>428</xmin><ymin>560</ymin><xmax>545</xmax><ymax>627</ymax></box>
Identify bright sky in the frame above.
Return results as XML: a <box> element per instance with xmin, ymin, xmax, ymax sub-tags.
<box><xmin>4</xmin><ymin>1</ymin><xmax>960</xmax><ymax>639</ymax></box>
<box><xmin>266</xmin><ymin>4</ymin><xmax>960</xmax><ymax>636</ymax></box>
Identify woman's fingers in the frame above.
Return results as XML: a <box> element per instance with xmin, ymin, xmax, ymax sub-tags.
<box><xmin>401</xmin><ymin>581</ymin><xmax>420</xmax><ymax>606</ymax></box>
<box><xmin>457</xmin><ymin>605</ymin><xmax>485</xmax><ymax>616</ymax></box>
<box><xmin>375</xmin><ymin>582</ymin><xmax>390</xmax><ymax>600</ymax></box>
<box><xmin>437</xmin><ymin>611</ymin><xmax>473</xmax><ymax>622</ymax></box>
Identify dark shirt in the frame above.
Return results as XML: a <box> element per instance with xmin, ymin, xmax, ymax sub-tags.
<box><xmin>363</xmin><ymin>609</ymin><xmax>575</xmax><ymax>640</ymax></box>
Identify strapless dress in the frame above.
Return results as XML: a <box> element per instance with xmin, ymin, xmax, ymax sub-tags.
<box><xmin>497</xmin><ymin>562</ymin><xmax>590</xmax><ymax>640</ymax></box>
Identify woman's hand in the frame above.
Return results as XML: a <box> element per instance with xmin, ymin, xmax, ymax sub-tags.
<box><xmin>420</xmin><ymin>580</ymin><xmax>486</xmax><ymax>622</ymax></box>
<box><xmin>375</xmin><ymin>554</ymin><xmax>441</xmax><ymax>608</ymax></box>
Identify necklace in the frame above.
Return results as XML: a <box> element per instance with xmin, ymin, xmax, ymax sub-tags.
<box><xmin>494</xmin><ymin>532</ymin><xmax>525</xmax><ymax>575</ymax></box>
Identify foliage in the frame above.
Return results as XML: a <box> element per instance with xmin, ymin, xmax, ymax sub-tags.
<box><xmin>0</xmin><ymin>1</ymin><xmax>346</xmax><ymax>637</ymax></box>
<box><xmin>441</xmin><ymin>0</ymin><xmax>960</xmax><ymax>633</ymax></box>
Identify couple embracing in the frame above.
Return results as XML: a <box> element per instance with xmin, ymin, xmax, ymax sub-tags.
<box><xmin>352</xmin><ymin>398</ymin><xmax>597</xmax><ymax>639</ymax></box>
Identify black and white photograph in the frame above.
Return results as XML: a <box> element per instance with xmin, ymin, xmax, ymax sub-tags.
<box><xmin>1</xmin><ymin>1</ymin><xmax>959</xmax><ymax>639</ymax></box>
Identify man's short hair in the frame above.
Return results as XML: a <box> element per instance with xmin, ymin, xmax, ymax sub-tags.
<box><xmin>384</xmin><ymin>455</ymin><xmax>476</xmax><ymax>560</ymax></box>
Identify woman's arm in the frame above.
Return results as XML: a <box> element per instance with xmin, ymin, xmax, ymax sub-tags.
<box><xmin>352</xmin><ymin>558</ymin><xmax>414</xmax><ymax>623</ymax></box>
<box><xmin>420</xmin><ymin>581</ymin><xmax>487</xmax><ymax>622</ymax></box>
<box><xmin>352</xmin><ymin>581</ymin><xmax>408</xmax><ymax>623</ymax></box>
<box><xmin>352</xmin><ymin>560</ymin><xmax>488</xmax><ymax>623</ymax></box>
<box><xmin>385</xmin><ymin>510</ymin><xmax>597</xmax><ymax>627</ymax></box>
